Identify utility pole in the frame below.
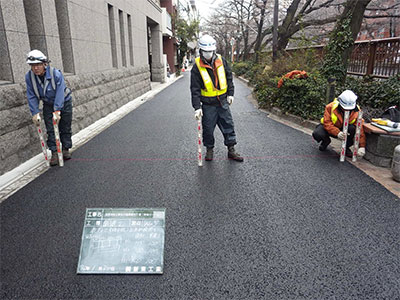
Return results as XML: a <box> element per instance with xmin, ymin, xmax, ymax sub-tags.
<box><xmin>230</xmin><ymin>37</ymin><xmax>235</xmax><ymax>62</ymax></box>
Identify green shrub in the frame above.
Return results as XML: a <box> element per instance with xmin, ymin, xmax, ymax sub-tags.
<box><xmin>245</xmin><ymin>64</ymin><xmax>266</xmax><ymax>83</ymax></box>
<box><xmin>254</xmin><ymin>72</ymin><xmax>326</xmax><ymax>120</ymax></box>
<box><xmin>254</xmin><ymin>77</ymin><xmax>281</xmax><ymax>109</ymax></box>
<box><xmin>339</xmin><ymin>73</ymin><xmax>400</xmax><ymax>121</ymax></box>
<box><xmin>274</xmin><ymin>72</ymin><xmax>326</xmax><ymax>120</ymax></box>
<box><xmin>341</xmin><ymin>74</ymin><xmax>400</xmax><ymax>108</ymax></box>
<box><xmin>232</xmin><ymin>62</ymin><xmax>253</xmax><ymax>76</ymax></box>
<box><xmin>238</xmin><ymin>57</ymin><xmax>399</xmax><ymax>122</ymax></box>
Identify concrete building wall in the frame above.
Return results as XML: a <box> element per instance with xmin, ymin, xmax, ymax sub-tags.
<box><xmin>0</xmin><ymin>0</ymin><xmax>164</xmax><ymax>176</ymax></box>
<box><xmin>0</xmin><ymin>0</ymin><xmax>31</xmax><ymax>83</ymax></box>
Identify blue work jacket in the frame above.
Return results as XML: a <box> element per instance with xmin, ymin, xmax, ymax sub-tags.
<box><xmin>25</xmin><ymin>66</ymin><xmax>71</xmax><ymax>116</ymax></box>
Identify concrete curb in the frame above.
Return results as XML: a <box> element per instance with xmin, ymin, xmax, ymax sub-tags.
<box><xmin>0</xmin><ymin>75</ymin><xmax>183</xmax><ymax>203</ymax></box>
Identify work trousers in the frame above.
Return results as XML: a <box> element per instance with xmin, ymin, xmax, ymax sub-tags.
<box><xmin>202</xmin><ymin>103</ymin><xmax>237</xmax><ymax>148</ymax></box>
<box><xmin>43</xmin><ymin>100</ymin><xmax>73</xmax><ymax>152</ymax></box>
<box><xmin>312</xmin><ymin>123</ymin><xmax>356</xmax><ymax>148</ymax></box>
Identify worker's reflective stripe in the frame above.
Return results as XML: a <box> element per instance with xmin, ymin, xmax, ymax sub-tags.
<box><xmin>49</xmin><ymin>67</ymin><xmax>56</xmax><ymax>91</ymax></box>
<box><xmin>30</xmin><ymin>67</ymin><xmax>71</xmax><ymax>100</ymax></box>
<box><xmin>195</xmin><ymin>55</ymin><xmax>227</xmax><ymax>97</ymax></box>
<box><xmin>30</xmin><ymin>67</ymin><xmax>57</xmax><ymax>99</ymax></box>
<box><xmin>30</xmin><ymin>70</ymin><xmax>40</xmax><ymax>99</ymax></box>
<box><xmin>217</xmin><ymin>63</ymin><xmax>227</xmax><ymax>91</ymax></box>
<box><xmin>321</xmin><ymin>99</ymin><xmax>358</xmax><ymax>125</ymax></box>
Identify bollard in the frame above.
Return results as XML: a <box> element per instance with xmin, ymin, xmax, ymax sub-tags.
<box><xmin>392</xmin><ymin>144</ymin><xmax>400</xmax><ymax>182</ymax></box>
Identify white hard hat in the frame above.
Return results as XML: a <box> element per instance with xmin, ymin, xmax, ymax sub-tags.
<box><xmin>338</xmin><ymin>90</ymin><xmax>357</xmax><ymax>110</ymax></box>
<box><xmin>198</xmin><ymin>35</ymin><xmax>216</xmax><ymax>51</ymax></box>
<box><xmin>26</xmin><ymin>50</ymin><xmax>48</xmax><ymax>64</ymax></box>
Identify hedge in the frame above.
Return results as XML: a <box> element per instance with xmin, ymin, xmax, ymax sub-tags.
<box><xmin>234</xmin><ymin>61</ymin><xmax>400</xmax><ymax>122</ymax></box>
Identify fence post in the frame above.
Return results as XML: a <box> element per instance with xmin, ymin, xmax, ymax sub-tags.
<box><xmin>366</xmin><ymin>41</ymin><xmax>377</xmax><ymax>76</ymax></box>
<box><xmin>326</xmin><ymin>77</ymin><xmax>336</xmax><ymax>103</ymax></box>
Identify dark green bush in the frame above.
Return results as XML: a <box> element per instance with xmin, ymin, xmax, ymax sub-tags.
<box><xmin>274</xmin><ymin>72</ymin><xmax>326</xmax><ymax>120</ymax></box>
<box><xmin>341</xmin><ymin>74</ymin><xmax>400</xmax><ymax>108</ymax></box>
<box><xmin>245</xmin><ymin>64</ymin><xmax>266</xmax><ymax>83</ymax></box>
<box><xmin>339</xmin><ymin>73</ymin><xmax>400</xmax><ymax>121</ymax></box>
<box><xmin>254</xmin><ymin>77</ymin><xmax>280</xmax><ymax>109</ymax></box>
<box><xmin>237</xmin><ymin>55</ymin><xmax>399</xmax><ymax>122</ymax></box>
<box><xmin>232</xmin><ymin>62</ymin><xmax>253</xmax><ymax>76</ymax></box>
<box><xmin>254</xmin><ymin>72</ymin><xmax>326</xmax><ymax>120</ymax></box>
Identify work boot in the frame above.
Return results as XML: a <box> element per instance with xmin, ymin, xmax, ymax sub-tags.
<box><xmin>227</xmin><ymin>146</ymin><xmax>244</xmax><ymax>162</ymax></box>
<box><xmin>319</xmin><ymin>140</ymin><xmax>330</xmax><ymax>151</ymax></box>
<box><xmin>205</xmin><ymin>148</ymin><xmax>214</xmax><ymax>161</ymax></box>
<box><xmin>63</xmin><ymin>149</ymin><xmax>71</xmax><ymax>160</ymax></box>
<box><xmin>50</xmin><ymin>151</ymin><xmax>58</xmax><ymax>166</ymax></box>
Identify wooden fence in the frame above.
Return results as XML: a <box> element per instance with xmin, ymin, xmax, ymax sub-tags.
<box><xmin>348</xmin><ymin>37</ymin><xmax>400</xmax><ymax>78</ymax></box>
<box><xmin>285</xmin><ymin>37</ymin><xmax>400</xmax><ymax>79</ymax></box>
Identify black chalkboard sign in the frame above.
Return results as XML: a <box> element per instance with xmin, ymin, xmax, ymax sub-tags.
<box><xmin>77</xmin><ymin>208</ymin><xmax>165</xmax><ymax>274</ymax></box>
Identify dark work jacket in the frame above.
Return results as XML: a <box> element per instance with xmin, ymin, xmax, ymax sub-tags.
<box><xmin>190</xmin><ymin>55</ymin><xmax>234</xmax><ymax>110</ymax></box>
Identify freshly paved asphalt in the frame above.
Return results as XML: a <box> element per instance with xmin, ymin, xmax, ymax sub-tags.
<box><xmin>1</xmin><ymin>72</ymin><xmax>399</xmax><ymax>299</ymax></box>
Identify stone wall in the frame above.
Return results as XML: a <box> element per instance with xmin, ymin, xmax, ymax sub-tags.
<box><xmin>365</xmin><ymin>133</ymin><xmax>400</xmax><ymax>168</ymax></box>
<box><xmin>151</xmin><ymin>62</ymin><xmax>165</xmax><ymax>83</ymax></box>
<box><xmin>0</xmin><ymin>66</ymin><xmax>150</xmax><ymax>175</ymax></box>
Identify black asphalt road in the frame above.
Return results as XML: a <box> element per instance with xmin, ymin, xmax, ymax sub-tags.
<box><xmin>1</xmin><ymin>72</ymin><xmax>399</xmax><ymax>300</ymax></box>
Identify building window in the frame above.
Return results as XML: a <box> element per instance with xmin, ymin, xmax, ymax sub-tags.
<box><xmin>127</xmin><ymin>14</ymin><xmax>134</xmax><ymax>66</ymax></box>
<box><xmin>119</xmin><ymin>10</ymin><xmax>126</xmax><ymax>67</ymax></box>
<box><xmin>108</xmin><ymin>4</ymin><xmax>117</xmax><ymax>68</ymax></box>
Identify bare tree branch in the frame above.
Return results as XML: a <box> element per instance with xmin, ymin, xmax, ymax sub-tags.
<box><xmin>289</xmin><ymin>15</ymin><xmax>338</xmax><ymax>37</ymax></box>
<box><xmin>304</xmin><ymin>0</ymin><xmax>342</xmax><ymax>15</ymax></box>
<box><xmin>364</xmin><ymin>15</ymin><xmax>400</xmax><ymax>18</ymax></box>
<box><xmin>366</xmin><ymin>3</ymin><xmax>400</xmax><ymax>11</ymax></box>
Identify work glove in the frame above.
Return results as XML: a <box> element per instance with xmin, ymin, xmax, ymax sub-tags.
<box><xmin>53</xmin><ymin>111</ymin><xmax>61</xmax><ymax>125</ymax></box>
<box><xmin>32</xmin><ymin>113</ymin><xmax>41</xmax><ymax>126</ymax></box>
<box><xmin>227</xmin><ymin>96</ymin><xmax>234</xmax><ymax>105</ymax></box>
<box><xmin>357</xmin><ymin>147</ymin><xmax>366</xmax><ymax>158</ymax></box>
<box><xmin>194</xmin><ymin>109</ymin><xmax>203</xmax><ymax>120</ymax></box>
<box><xmin>337</xmin><ymin>131</ymin><xmax>348</xmax><ymax>140</ymax></box>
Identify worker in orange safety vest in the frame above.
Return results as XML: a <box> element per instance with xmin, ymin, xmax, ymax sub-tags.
<box><xmin>312</xmin><ymin>90</ymin><xmax>366</xmax><ymax>158</ymax></box>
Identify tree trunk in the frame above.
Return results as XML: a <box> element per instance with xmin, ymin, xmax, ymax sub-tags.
<box><xmin>236</xmin><ymin>37</ymin><xmax>242</xmax><ymax>61</ymax></box>
<box><xmin>272</xmin><ymin>0</ymin><xmax>279</xmax><ymax>61</ymax></box>
<box><xmin>322</xmin><ymin>0</ymin><xmax>372</xmax><ymax>82</ymax></box>
<box><xmin>275</xmin><ymin>0</ymin><xmax>301</xmax><ymax>53</ymax></box>
<box><xmin>243</xmin><ymin>29</ymin><xmax>250</xmax><ymax>60</ymax></box>
<box><xmin>254</xmin><ymin>0</ymin><xmax>267</xmax><ymax>62</ymax></box>
<box><xmin>340</xmin><ymin>0</ymin><xmax>372</xmax><ymax>70</ymax></box>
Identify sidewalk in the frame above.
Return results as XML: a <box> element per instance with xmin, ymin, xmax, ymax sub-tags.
<box><xmin>240</xmin><ymin>76</ymin><xmax>400</xmax><ymax>198</ymax></box>
<box><xmin>0</xmin><ymin>75</ymin><xmax>183</xmax><ymax>203</ymax></box>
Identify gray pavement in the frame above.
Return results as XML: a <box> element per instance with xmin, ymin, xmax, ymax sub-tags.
<box><xmin>1</xmin><ymin>72</ymin><xmax>400</xmax><ymax>299</ymax></box>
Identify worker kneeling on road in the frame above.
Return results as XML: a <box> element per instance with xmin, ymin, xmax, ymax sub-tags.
<box><xmin>312</xmin><ymin>90</ymin><xmax>366</xmax><ymax>158</ymax></box>
<box><xmin>190</xmin><ymin>34</ymin><xmax>243</xmax><ymax>162</ymax></box>
<box><xmin>25</xmin><ymin>50</ymin><xmax>73</xmax><ymax>166</ymax></box>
